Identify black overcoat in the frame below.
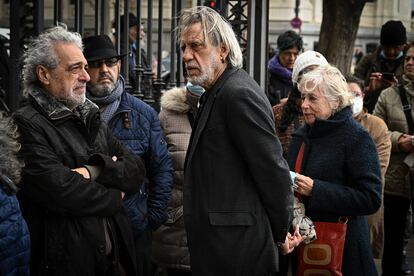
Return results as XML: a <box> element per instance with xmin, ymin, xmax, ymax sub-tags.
<box><xmin>184</xmin><ymin>66</ymin><xmax>294</xmax><ymax>276</ymax></box>
<box><xmin>13</xmin><ymin>87</ymin><xmax>146</xmax><ymax>276</ymax></box>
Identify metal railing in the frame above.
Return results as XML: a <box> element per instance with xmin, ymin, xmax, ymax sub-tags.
<box><xmin>1</xmin><ymin>0</ymin><xmax>268</xmax><ymax>113</ymax></box>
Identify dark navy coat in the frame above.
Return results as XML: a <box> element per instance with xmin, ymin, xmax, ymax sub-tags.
<box><xmin>108</xmin><ymin>91</ymin><xmax>173</xmax><ymax>234</ymax></box>
<box><xmin>0</xmin><ymin>183</ymin><xmax>30</xmax><ymax>276</ymax></box>
<box><xmin>288</xmin><ymin>107</ymin><xmax>382</xmax><ymax>276</ymax></box>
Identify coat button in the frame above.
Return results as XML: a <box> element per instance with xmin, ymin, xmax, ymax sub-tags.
<box><xmin>99</xmin><ymin>245</ymin><xmax>106</xmax><ymax>254</ymax></box>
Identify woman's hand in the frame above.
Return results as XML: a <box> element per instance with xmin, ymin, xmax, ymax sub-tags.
<box><xmin>295</xmin><ymin>173</ymin><xmax>314</xmax><ymax>196</ymax></box>
<box><xmin>398</xmin><ymin>134</ymin><xmax>414</xmax><ymax>153</ymax></box>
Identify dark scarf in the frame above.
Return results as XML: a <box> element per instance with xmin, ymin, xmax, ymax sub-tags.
<box><xmin>86</xmin><ymin>76</ymin><xmax>125</xmax><ymax>123</ymax></box>
<box><xmin>268</xmin><ymin>55</ymin><xmax>293</xmax><ymax>86</ymax></box>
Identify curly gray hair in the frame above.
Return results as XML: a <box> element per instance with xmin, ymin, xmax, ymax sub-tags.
<box><xmin>0</xmin><ymin>112</ymin><xmax>24</xmax><ymax>194</ymax></box>
<box><xmin>22</xmin><ymin>26</ymin><xmax>83</xmax><ymax>95</ymax></box>
<box><xmin>177</xmin><ymin>6</ymin><xmax>243</xmax><ymax>69</ymax></box>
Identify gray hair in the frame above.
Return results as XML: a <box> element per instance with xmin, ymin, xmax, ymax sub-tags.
<box><xmin>298</xmin><ymin>64</ymin><xmax>353</xmax><ymax>112</ymax></box>
<box><xmin>22</xmin><ymin>26</ymin><xmax>83</xmax><ymax>95</ymax></box>
<box><xmin>0</xmin><ymin>112</ymin><xmax>24</xmax><ymax>192</ymax></box>
<box><xmin>177</xmin><ymin>6</ymin><xmax>243</xmax><ymax>68</ymax></box>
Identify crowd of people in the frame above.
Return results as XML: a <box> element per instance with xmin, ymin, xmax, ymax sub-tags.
<box><xmin>0</xmin><ymin>5</ymin><xmax>413</xmax><ymax>276</ymax></box>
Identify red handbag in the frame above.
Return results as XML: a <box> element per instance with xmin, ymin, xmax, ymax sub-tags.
<box><xmin>296</xmin><ymin>220</ymin><xmax>347</xmax><ymax>276</ymax></box>
<box><xmin>294</xmin><ymin>143</ymin><xmax>348</xmax><ymax>276</ymax></box>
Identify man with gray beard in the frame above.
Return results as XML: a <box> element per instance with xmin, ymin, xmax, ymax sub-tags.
<box><xmin>179</xmin><ymin>7</ymin><xmax>298</xmax><ymax>275</ymax></box>
<box><xmin>83</xmin><ymin>34</ymin><xmax>173</xmax><ymax>276</ymax></box>
<box><xmin>13</xmin><ymin>26</ymin><xmax>146</xmax><ymax>275</ymax></box>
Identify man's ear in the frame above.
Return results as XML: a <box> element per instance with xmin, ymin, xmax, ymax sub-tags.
<box><xmin>36</xmin><ymin>65</ymin><xmax>51</xmax><ymax>86</ymax></box>
<box><xmin>220</xmin><ymin>43</ymin><xmax>229</xmax><ymax>62</ymax></box>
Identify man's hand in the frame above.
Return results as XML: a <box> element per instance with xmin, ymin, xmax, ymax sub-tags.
<box><xmin>72</xmin><ymin>167</ymin><xmax>91</xmax><ymax>179</ymax></box>
<box><xmin>365</xmin><ymin>72</ymin><xmax>396</xmax><ymax>96</ymax></box>
<box><xmin>278</xmin><ymin>224</ymin><xmax>304</xmax><ymax>255</ymax></box>
<box><xmin>398</xmin><ymin>134</ymin><xmax>414</xmax><ymax>153</ymax></box>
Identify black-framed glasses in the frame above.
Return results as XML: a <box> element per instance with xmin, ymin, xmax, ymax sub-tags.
<box><xmin>88</xmin><ymin>57</ymin><xmax>119</xmax><ymax>68</ymax></box>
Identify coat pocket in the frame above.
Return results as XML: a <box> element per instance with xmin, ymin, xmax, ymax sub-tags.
<box><xmin>208</xmin><ymin>211</ymin><xmax>256</xmax><ymax>226</ymax></box>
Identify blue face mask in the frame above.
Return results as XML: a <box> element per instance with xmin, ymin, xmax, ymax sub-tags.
<box><xmin>186</xmin><ymin>82</ymin><xmax>205</xmax><ymax>96</ymax></box>
<box><xmin>380</xmin><ymin>50</ymin><xmax>403</xmax><ymax>60</ymax></box>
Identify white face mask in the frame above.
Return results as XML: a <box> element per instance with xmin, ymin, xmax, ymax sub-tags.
<box><xmin>352</xmin><ymin>96</ymin><xmax>364</xmax><ymax>116</ymax></box>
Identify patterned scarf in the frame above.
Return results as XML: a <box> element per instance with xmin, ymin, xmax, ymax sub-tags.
<box><xmin>86</xmin><ymin>76</ymin><xmax>125</xmax><ymax>123</ymax></box>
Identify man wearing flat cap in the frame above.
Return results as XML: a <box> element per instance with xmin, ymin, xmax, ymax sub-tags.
<box><xmin>83</xmin><ymin>34</ymin><xmax>173</xmax><ymax>276</ymax></box>
<box><xmin>354</xmin><ymin>20</ymin><xmax>407</xmax><ymax>113</ymax></box>
<box><xmin>267</xmin><ymin>30</ymin><xmax>303</xmax><ymax>106</ymax></box>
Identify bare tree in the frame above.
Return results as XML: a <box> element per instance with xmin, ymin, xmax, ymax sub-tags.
<box><xmin>318</xmin><ymin>0</ymin><xmax>368</xmax><ymax>74</ymax></box>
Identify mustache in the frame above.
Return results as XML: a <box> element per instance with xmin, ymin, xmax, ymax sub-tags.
<box><xmin>98</xmin><ymin>73</ymin><xmax>114</xmax><ymax>82</ymax></box>
<box><xmin>74</xmin><ymin>82</ymin><xmax>86</xmax><ymax>90</ymax></box>
<box><xmin>186</xmin><ymin>61</ymin><xmax>200</xmax><ymax>69</ymax></box>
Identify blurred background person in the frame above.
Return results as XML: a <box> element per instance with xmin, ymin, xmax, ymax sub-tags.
<box><xmin>267</xmin><ymin>30</ymin><xmax>303</xmax><ymax>106</ymax></box>
<box><xmin>354</xmin><ymin>20</ymin><xmax>407</xmax><ymax>113</ymax></box>
<box><xmin>273</xmin><ymin>50</ymin><xmax>328</xmax><ymax>158</ymax></box>
<box><xmin>373</xmin><ymin>41</ymin><xmax>414</xmax><ymax>276</ymax></box>
<box><xmin>289</xmin><ymin>64</ymin><xmax>382</xmax><ymax>276</ymax></box>
<box><xmin>119</xmin><ymin>12</ymin><xmax>157</xmax><ymax>89</ymax></box>
<box><xmin>346</xmin><ymin>74</ymin><xmax>391</xmax><ymax>260</ymax></box>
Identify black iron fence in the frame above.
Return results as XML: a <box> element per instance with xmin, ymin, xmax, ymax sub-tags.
<box><xmin>0</xmin><ymin>0</ymin><xmax>268</xmax><ymax>113</ymax></box>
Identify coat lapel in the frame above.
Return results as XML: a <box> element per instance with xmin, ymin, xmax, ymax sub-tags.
<box><xmin>185</xmin><ymin>66</ymin><xmax>238</xmax><ymax>168</ymax></box>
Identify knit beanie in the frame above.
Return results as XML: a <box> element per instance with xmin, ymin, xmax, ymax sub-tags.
<box><xmin>291</xmin><ymin>50</ymin><xmax>328</xmax><ymax>83</ymax></box>
<box><xmin>277</xmin><ymin>30</ymin><xmax>303</xmax><ymax>52</ymax></box>
<box><xmin>380</xmin><ymin>20</ymin><xmax>406</xmax><ymax>46</ymax></box>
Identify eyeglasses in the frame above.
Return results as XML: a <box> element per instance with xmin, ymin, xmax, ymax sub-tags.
<box><xmin>405</xmin><ymin>56</ymin><xmax>414</xmax><ymax>62</ymax></box>
<box><xmin>88</xmin><ymin>57</ymin><xmax>119</xmax><ymax>68</ymax></box>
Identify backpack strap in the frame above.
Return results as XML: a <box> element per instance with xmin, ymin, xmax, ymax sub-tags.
<box><xmin>398</xmin><ymin>84</ymin><xmax>414</xmax><ymax>134</ymax></box>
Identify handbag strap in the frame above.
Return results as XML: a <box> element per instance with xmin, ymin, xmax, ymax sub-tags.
<box><xmin>294</xmin><ymin>142</ymin><xmax>349</xmax><ymax>223</ymax></box>
<box><xmin>294</xmin><ymin>143</ymin><xmax>305</xmax><ymax>200</ymax></box>
<box><xmin>398</xmin><ymin>84</ymin><xmax>414</xmax><ymax>134</ymax></box>
<box><xmin>295</xmin><ymin>142</ymin><xmax>305</xmax><ymax>173</ymax></box>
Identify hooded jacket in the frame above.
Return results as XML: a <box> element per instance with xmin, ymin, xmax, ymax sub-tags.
<box><xmin>152</xmin><ymin>87</ymin><xmax>198</xmax><ymax>270</ymax></box>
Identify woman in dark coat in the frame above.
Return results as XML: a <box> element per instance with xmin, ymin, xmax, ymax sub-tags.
<box><xmin>288</xmin><ymin>65</ymin><xmax>382</xmax><ymax>276</ymax></box>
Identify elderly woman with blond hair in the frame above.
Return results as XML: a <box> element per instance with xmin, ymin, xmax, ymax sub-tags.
<box><xmin>288</xmin><ymin>65</ymin><xmax>382</xmax><ymax>276</ymax></box>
